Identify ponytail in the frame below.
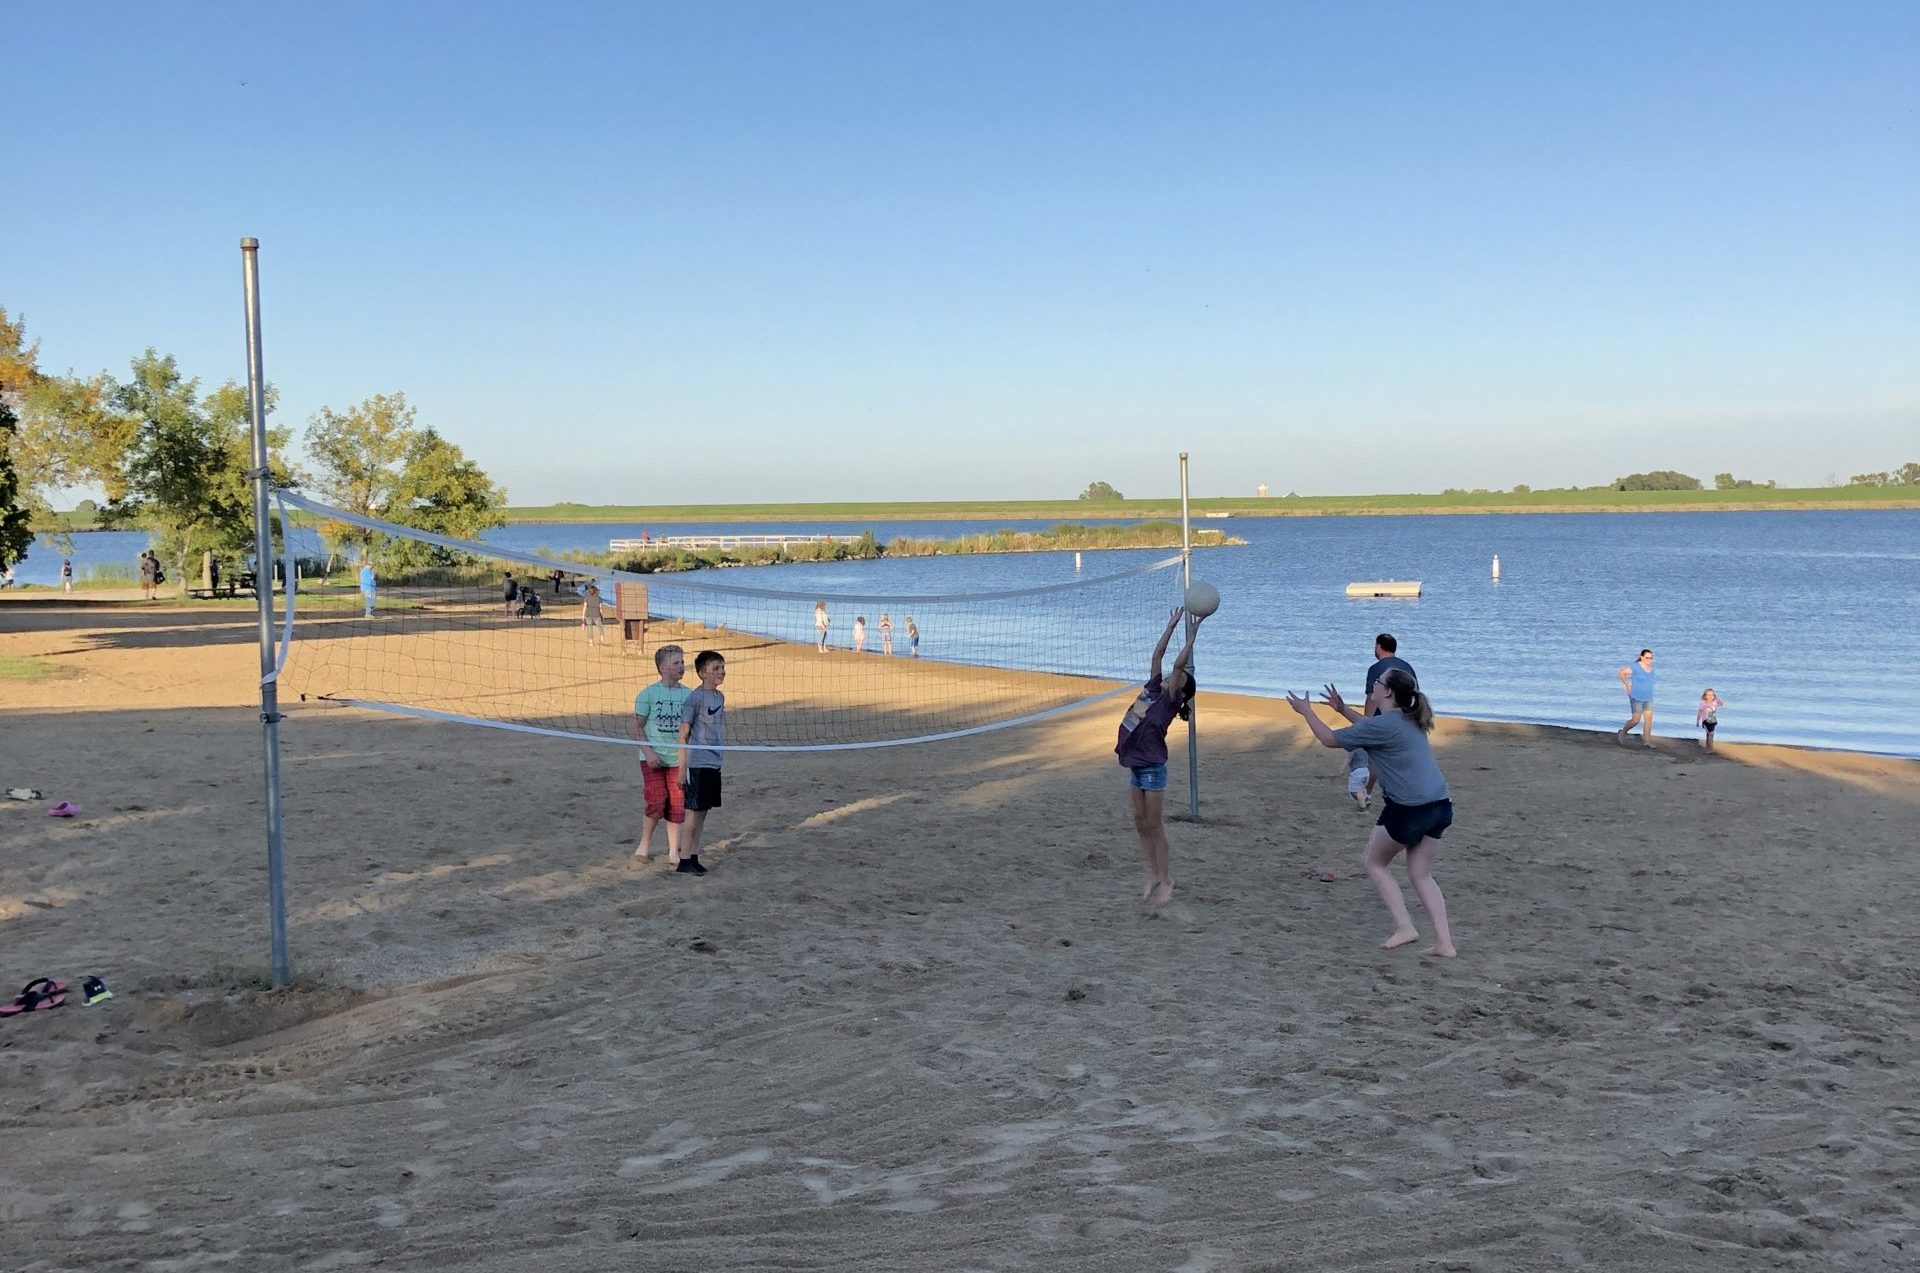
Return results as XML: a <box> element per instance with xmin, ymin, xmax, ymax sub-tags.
<box><xmin>1380</xmin><ymin>667</ymin><xmax>1434</xmax><ymax>732</ymax></box>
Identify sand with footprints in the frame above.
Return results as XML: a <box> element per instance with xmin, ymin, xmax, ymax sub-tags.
<box><xmin>3</xmin><ymin>598</ymin><xmax>1916</xmax><ymax>1269</ymax></box>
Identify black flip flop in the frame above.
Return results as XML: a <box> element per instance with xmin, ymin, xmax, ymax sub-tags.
<box><xmin>0</xmin><ymin>978</ymin><xmax>69</xmax><ymax>1017</ymax></box>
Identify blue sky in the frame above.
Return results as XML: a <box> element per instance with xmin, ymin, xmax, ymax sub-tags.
<box><xmin>9</xmin><ymin>1</ymin><xmax>1917</xmax><ymax>504</ymax></box>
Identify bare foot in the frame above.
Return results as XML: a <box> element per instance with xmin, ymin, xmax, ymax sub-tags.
<box><xmin>1422</xmin><ymin>944</ymin><xmax>1458</xmax><ymax>958</ymax></box>
<box><xmin>633</xmin><ymin>847</ymin><xmax>651</xmax><ymax>863</ymax></box>
<box><xmin>1141</xmin><ymin>870</ymin><xmax>1156</xmax><ymax>902</ymax></box>
<box><xmin>1380</xmin><ymin>929</ymin><xmax>1420</xmax><ymax>950</ymax></box>
<box><xmin>667</xmin><ymin>854</ymin><xmax>681</xmax><ymax>868</ymax></box>
<box><xmin>1151</xmin><ymin>880</ymin><xmax>1173</xmax><ymax>910</ymax></box>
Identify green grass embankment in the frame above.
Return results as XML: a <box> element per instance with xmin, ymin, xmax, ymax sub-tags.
<box><xmin>507</xmin><ymin>486</ymin><xmax>1920</xmax><ymax>523</ymax></box>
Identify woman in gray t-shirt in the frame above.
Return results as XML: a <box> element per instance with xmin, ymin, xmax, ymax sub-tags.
<box><xmin>1287</xmin><ymin>667</ymin><xmax>1458</xmax><ymax>958</ymax></box>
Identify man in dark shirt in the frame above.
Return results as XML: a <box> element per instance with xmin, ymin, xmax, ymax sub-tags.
<box><xmin>1364</xmin><ymin>633</ymin><xmax>1415</xmax><ymax>705</ymax></box>
<box><xmin>1357</xmin><ymin>633</ymin><xmax>1416</xmax><ymax>800</ymax></box>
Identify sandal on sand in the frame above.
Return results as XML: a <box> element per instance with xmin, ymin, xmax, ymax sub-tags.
<box><xmin>47</xmin><ymin>802</ymin><xmax>81</xmax><ymax>818</ymax></box>
<box><xmin>0</xmin><ymin>978</ymin><xmax>69</xmax><ymax>1017</ymax></box>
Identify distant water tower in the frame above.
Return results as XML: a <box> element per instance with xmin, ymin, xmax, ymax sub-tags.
<box><xmin>1257</xmin><ymin>483</ymin><xmax>1270</xmax><ymax>498</ymax></box>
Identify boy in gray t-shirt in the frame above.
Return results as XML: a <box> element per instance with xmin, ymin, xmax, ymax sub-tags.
<box><xmin>674</xmin><ymin>650</ymin><xmax>727</xmax><ymax>875</ymax></box>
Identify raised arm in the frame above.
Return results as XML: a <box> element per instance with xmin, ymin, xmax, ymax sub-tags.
<box><xmin>1147</xmin><ymin>607</ymin><xmax>1184</xmax><ymax>680</ymax></box>
<box><xmin>1321</xmin><ymin>684</ymin><xmax>1363</xmax><ymax>724</ymax></box>
<box><xmin>1164</xmin><ymin>611</ymin><xmax>1206</xmax><ymax>699</ymax></box>
<box><xmin>1286</xmin><ymin>692</ymin><xmax>1345</xmax><ymax>749</ymax></box>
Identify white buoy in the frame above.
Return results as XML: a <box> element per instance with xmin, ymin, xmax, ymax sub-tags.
<box><xmin>1074</xmin><ymin>551</ymin><xmax>1082</xmax><ymax>571</ymax></box>
<box><xmin>1492</xmin><ymin>553</ymin><xmax>1501</xmax><ymax>581</ymax></box>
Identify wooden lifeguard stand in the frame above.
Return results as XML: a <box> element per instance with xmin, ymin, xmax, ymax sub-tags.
<box><xmin>615</xmin><ymin>581</ymin><xmax>650</xmax><ymax>650</ymax></box>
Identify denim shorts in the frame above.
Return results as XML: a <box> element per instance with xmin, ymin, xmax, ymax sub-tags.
<box><xmin>1629</xmin><ymin>698</ymin><xmax>1652</xmax><ymax>716</ymax></box>
<box><xmin>1127</xmin><ymin>763</ymin><xmax>1169</xmax><ymax>792</ymax></box>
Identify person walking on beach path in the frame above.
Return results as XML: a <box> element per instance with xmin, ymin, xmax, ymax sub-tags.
<box><xmin>1117</xmin><ymin>606</ymin><xmax>1205</xmax><ymax>911</ymax></box>
<box><xmin>1289</xmin><ymin>669</ymin><xmax>1457</xmax><ymax>957</ymax></box>
<box><xmin>878</xmin><ymin>613</ymin><xmax>893</xmax><ymax>655</ymax></box>
<box><xmin>814</xmin><ymin>601</ymin><xmax>830</xmax><ymax>653</ymax></box>
<box><xmin>358</xmin><ymin>560</ymin><xmax>377</xmax><ymax>618</ymax></box>
<box><xmin>61</xmin><ymin>558</ymin><xmax>73</xmax><ymax>592</ymax></box>
<box><xmin>139</xmin><ymin>552</ymin><xmax>157</xmax><ymax>601</ymax></box>
<box><xmin>503</xmin><ymin>572</ymin><xmax>519</xmax><ymax>616</ymax></box>
<box><xmin>581</xmin><ymin>582</ymin><xmax>606</xmax><ymax>646</ymax></box>
<box><xmin>1617</xmin><ymin>648</ymin><xmax>1656</xmax><ymax>747</ymax></box>
<box><xmin>1696</xmin><ymin>687</ymin><xmax>1725</xmax><ymax>753</ymax></box>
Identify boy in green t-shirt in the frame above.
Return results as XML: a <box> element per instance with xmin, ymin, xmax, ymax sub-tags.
<box><xmin>633</xmin><ymin>644</ymin><xmax>694</xmax><ymax>869</ymax></box>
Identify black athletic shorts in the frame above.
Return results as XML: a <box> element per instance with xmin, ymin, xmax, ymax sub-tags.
<box><xmin>1378</xmin><ymin>797</ymin><xmax>1453</xmax><ymax>847</ymax></box>
<box><xmin>682</xmin><ymin>767</ymin><xmax>722</xmax><ymax>812</ymax></box>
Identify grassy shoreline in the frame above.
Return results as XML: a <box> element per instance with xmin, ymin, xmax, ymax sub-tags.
<box><xmin>501</xmin><ymin>487</ymin><xmax>1920</xmax><ymax>524</ymax></box>
<box><xmin>35</xmin><ymin>486</ymin><xmax>1920</xmax><ymax>533</ymax></box>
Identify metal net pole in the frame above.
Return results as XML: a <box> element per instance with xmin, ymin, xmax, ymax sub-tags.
<box><xmin>241</xmin><ymin>238</ymin><xmax>291</xmax><ymax>988</ymax></box>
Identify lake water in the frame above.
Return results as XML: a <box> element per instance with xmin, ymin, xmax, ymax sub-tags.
<box><xmin>15</xmin><ymin>510</ymin><xmax>1920</xmax><ymax>758</ymax></box>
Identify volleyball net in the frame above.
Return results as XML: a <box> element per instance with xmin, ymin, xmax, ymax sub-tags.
<box><xmin>271</xmin><ymin>492</ymin><xmax>1185</xmax><ymax>751</ymax></box>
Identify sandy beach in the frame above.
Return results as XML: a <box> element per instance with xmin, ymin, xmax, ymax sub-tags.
<box><xmin>2</xmin><ymin>597</ymin><xmax>1915</xmax><ymax>1270</ymax></box>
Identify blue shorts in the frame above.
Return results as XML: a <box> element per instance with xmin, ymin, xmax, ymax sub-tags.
<box><xmin>1629</xmin><ymin>698</ymin><xmax>1652</xmax><ymax>716</ymax></box>
<box><xmin>1127</xmin><ymin>763</ymin><xmax>1168</xmax><ymax>792</ymax></box>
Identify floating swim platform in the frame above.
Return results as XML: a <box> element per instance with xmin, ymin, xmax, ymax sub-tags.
<box><xmin>1345</xmin><ymin>580</ymin><xmax>1422</xmax><ymax>598</ymax></box>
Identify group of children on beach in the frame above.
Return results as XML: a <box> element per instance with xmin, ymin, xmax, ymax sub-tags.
<box><xmin>631</xmin><ymin>644</ymin><xmax>728</xmax><ymax>876</ymax></box>
<box><xmin>814</xmin><ymin>602</ymin><xmax>918</xmax><ymax>656</ymax></box>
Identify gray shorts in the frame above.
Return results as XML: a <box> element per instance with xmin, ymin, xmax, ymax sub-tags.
<box><xmin>1629</xmin><ymin>698</ymin><xmax>1652</xmax><ymax>716</ymax></box>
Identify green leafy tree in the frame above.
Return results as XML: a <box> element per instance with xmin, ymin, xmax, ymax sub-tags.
<box><xmin>1613</xmin><ymin>470</ymin><xmax>1702</xmax><ymax>491</ymax></box>
<box><xmin>304</xmin><ymin>392</ymin><xmax>506</xmax><ymax>570</ymax></box>
<box><xmin>1848</xmin><ymin>471</ymin><xmax>1891</xmax><ymax>487</ymax></box>
<box><xmin>1897</xmin><ymin>462</ymin><xmax>1920</xmax><ymax>486</ymax></box>
<box><xmin>12</xmin><ymin>370</ymin><xmax>136</xmax><ymax>505</ymax></box>
<box><xmin>0</xmin><ymin>397</ymin><xmax>33</xmax><ymax>572</ymax></box>
<box><xmin>1079</xmin><ymin>480</ymin><xmax>1124</xmax><ymax>501</ymax></box>
<box><xmin>0</xmin><ymin>308</ymin><xmax>39</xmax><ymax>570</ymax></box>
<box><xmin>105</xmin><ymin>350</ymin><xmax>290</xmax><ymax>589</ymax></box>
<box><xmin>305</xmin><ymin>392</ymin><xmax>416</xmax><ymax>561</ymax></box>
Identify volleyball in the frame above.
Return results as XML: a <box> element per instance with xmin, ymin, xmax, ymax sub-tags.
<box><xmin>1184</xmin><ymin>580</ymin><xmax>1221</xmax><ymax>618</ymax></box>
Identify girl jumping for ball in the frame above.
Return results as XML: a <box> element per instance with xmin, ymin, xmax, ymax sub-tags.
<box><xmin>1117</xmin><ymin>606</ymin><xmax>1205</xmax><ymax>911</ymax></box>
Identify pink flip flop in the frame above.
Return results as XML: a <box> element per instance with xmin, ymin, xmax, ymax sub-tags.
<box><xmin>47</xmin><ymin>802</ymin><xmax>81</xmax><ymax>818</ymax></box>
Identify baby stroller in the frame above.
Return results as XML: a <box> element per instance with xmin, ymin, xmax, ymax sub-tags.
<box><xmin>516</xmin><ymin>588</ymin><xmax>543</xmax><ymax>618</ymax></box>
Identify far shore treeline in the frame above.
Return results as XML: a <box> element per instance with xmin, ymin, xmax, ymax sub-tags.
<box><xmin>7</xmin><ymin>302</ymin><xmax>1918</xmax><ymax>585</ymax></box>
